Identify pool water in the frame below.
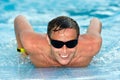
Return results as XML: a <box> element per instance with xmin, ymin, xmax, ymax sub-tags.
<box><xmin>0</xmin><ymin>0</ymin><xmax>120</xmax><ymax>80</ymax></box>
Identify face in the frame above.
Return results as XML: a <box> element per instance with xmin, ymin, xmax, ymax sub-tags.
<box><xmin>48</xmin><ymin>28</ymin><xmax>78</xmax><ymax>65</ymax></box>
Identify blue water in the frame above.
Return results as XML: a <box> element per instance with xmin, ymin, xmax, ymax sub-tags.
<box><xmin>0</xmin><ymin>0</ymin><xmax>120</xmax><ymax>80</ymax></box>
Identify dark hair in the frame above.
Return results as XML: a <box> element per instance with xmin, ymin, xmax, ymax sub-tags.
<box><xmin>47</xmin><ymin>16</ymin><xmax>80</xmax><ymax>38</ymax></box>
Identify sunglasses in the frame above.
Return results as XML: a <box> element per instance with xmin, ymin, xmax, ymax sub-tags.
<box><xmin>50</xmin><ymin>39</ymin><xmax>78</xmax><ymax>48</ymax></box>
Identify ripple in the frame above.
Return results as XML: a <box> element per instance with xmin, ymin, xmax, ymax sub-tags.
<box><xmin>3</xmin><ymin>3</ymin><xmax>15</xmax><ymax>11</ymax></box>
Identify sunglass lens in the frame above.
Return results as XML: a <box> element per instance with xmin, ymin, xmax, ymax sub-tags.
<box><xmin>66</xmin><ymin>40</ymin><xmax>78</xmax><ymax>48</ymax></box>
<box><xmin>51</xmin><ymin>40</ymin><xmax>64</xmax><ymax>48</ymax></box>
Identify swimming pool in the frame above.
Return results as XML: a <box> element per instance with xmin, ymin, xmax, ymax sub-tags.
<box><xmin>0</xmin><ymin>0</ymin><xmax>120</xmax><ymax>79</ymax></box>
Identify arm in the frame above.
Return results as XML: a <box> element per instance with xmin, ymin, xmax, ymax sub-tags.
<box><xmin>14</xmin><ymin>15</ymin><xmax>34</xmax><ymax>56</ymax></box>
<box><xmin>86</xmin><ymin>18</ymin><xmax>102</xmax><ymax>56</ymax></box>
<box><xmin>87</xmin><ymin>18</ymin><xmax>102</xmax><ymax>36</ymax></box>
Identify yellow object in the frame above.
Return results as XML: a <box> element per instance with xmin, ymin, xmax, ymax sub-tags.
<box><xmin>17</xmin><ymin>48</ymin><xmax>26</xmax><ymax>54</ymax></box>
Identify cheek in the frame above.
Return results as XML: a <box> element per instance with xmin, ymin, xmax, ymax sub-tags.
<box><xmin>51</xmin><ymin>47</ymin><xmax>59</xmax><ymax>53</ymax></box>
<box><xmin>51</xmin><ymin>46</ymin><xmax>77</xmax><ymax>54</ymax></box>
<box><xmin>68</xmin><ymin>47</ymin><xmax>77</xmax><ymax>53</ymax></box>
<box><xmin>69</xmin><ymin>49</ymin><xmax>76</xmax><ymax>53</ymax></box>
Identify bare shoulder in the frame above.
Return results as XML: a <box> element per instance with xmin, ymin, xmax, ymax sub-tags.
<box><xmin>77</xmin><ymin>33</ymin><xmax>102</xmax><ymax>56</ymax></box>
<box><xmin>20</xmin><ymin>31</ymin><xmax>49</xmax><ymax>53</ymax></box>
<box><xmin>82</xmin><ymin>33</ymin><xmax>102</xmax><ymax>43</ymax></box>
<box><xmin>69</xmin><ymin>34</ymin><xmax>102</xmax><ymax>67</ymax></box>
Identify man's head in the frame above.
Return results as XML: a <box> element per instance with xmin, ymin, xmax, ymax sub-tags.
<box><xmin>47</xmin><ymin>16</ymin><xmax>80</xmax><ymax>65</ymax></box>
<box><xmin>47</xmin><ymin>16</ymin><xmax>79</xmax><ymax>38</ymax></box>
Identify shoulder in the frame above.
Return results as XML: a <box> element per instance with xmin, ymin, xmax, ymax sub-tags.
<box><xmin>20</xmin><ymin>31</ymin><xmax>43</xmax><ymax>44</ymax></box>
<box><xmin>77</xmin><ymin>34</ymin><xmax>102</xmax><ymax>56</ymax></box>
<box><xmin>82</xmin><ymin>33</ymin><xmax>102</xmax><ymax>43</ymax></box>
<box><xmin>20</xmin><ymin>31</ymin><xmax>49</xmax><ymax>52</ymax></box>
<box><xmin>81</xmin><ymin>33</ymin><xmax>102</xmax><ymax>50</ymax></box>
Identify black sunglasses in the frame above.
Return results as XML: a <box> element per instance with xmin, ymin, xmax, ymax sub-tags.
<box><xmin>50</xmin><ymin>39</ymin><xmax>78</xmax><ymax>48</ymax></box>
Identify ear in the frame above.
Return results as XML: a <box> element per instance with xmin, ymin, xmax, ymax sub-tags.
<box><xmin>46</xmin><ymin>35</ymin><xmax>51</xmax><ymax>45</ymax></box>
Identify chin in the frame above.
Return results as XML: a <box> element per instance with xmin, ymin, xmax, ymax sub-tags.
<box><xmin>58</xmin><ymin>60</ymin><xmax>70</xmax><ymax>66</ymax></box>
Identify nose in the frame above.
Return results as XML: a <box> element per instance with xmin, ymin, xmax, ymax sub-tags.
<box><xmin>62</xmin><ymin>45</ymin><xmax>67</xmax><ymax>53</ymax></box>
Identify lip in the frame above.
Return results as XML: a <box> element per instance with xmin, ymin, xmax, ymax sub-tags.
<box><xmin>59</xmin><ymin>54</ymin><xmax>69</xmax><ymax>59</ymax></box>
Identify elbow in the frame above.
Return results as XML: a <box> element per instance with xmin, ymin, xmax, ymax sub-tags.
<box><xmin>14</xmin><ymin>15</ymin><xmax>25</xmax><ymax>23</ymax></box>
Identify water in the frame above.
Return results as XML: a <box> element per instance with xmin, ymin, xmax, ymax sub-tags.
<box><xmin>0</xmin><ymin>0</ymin><xmax>120</xmax><ymax>80</ymax></box>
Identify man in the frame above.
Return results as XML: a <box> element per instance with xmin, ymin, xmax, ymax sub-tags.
<box><xmin>14</xmin><ymin>15</ymin><xmax>102</xmax><ymax>67</ymax></box>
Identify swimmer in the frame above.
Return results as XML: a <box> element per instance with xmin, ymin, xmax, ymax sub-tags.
<box><xmin>14</xmin><ymin>15</ymin><xmax>102</xmax><ymax>67</ymax></box>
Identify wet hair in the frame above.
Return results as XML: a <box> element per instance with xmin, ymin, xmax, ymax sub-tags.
<box><xmin>47</xmin><ymin>16</ymin><xmax>80</xmax><ymax>38</ymax></box>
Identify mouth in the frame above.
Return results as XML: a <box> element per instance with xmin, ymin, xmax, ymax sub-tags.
<box><xmin>57</xmin><ymin>53</ymin><xmax>72</xmax><ymax>65</ymax></box>
<box><xmin>59</xmin><ymin>54</ymin><xmax>69</xmax><ymax>59</ymax></box>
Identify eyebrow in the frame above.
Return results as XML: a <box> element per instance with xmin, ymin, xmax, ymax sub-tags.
<box><xmin>50</xmin><ymin>38</ymin><xmax>78</xmax><ymax>42</ymax></box>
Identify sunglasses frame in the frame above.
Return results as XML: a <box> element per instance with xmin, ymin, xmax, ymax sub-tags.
<box><xmin>50</xmin><ymin>38</ymin><xmax>78</xmax><ymax>48</ymax></box>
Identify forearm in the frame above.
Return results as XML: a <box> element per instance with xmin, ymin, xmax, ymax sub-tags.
<box><xmin>87</xmin><ymin>18</ymin><xmax>102</xmax><ymax>34</ymax></box>
<box><xmin>14</xmin><ymin>15</ymin><xmax>34</xmax><ymax>48</ymax></box>
<box><xmin>14</xmin><ymin>15</ymin><xmax>34</xmax><ymax>33</ymax></box>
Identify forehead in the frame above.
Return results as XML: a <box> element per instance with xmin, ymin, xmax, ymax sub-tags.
<box><xmin>50</xmin><ymin>28</ymin><xmax>77</xmax><ymax>41</ymax></box>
